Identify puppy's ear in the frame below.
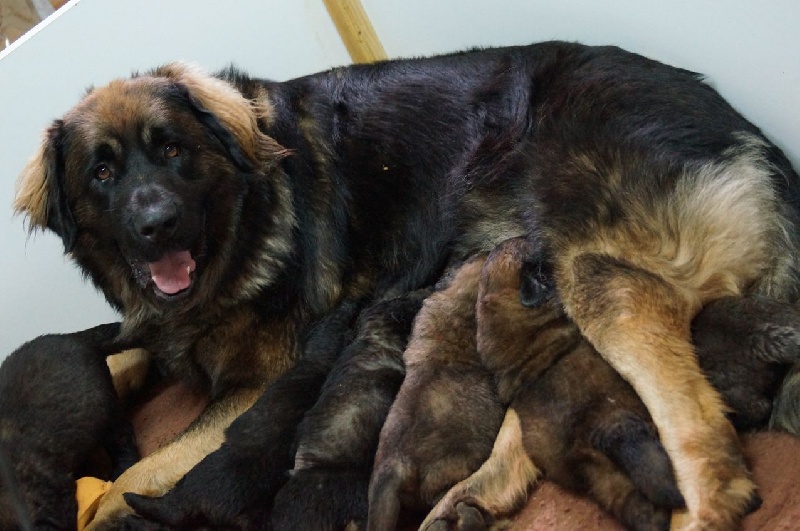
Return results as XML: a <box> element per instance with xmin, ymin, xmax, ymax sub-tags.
<box><xmin>519</xmin><ymin>255</ymin><xmax>555</xmax><ymax>307</ymax></box>
<box><xmin>14</xmin><ymin>120</ymin><xmax>78</xmax><ymax>252</ymax></box>
<box><xmin>153</xmin><ymin>62</ymin><xmax>290</xmax><ymax>171</ymax></box>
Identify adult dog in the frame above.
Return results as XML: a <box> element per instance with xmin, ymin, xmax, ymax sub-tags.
<box><xmin>14</xmin><ymin>41</ymin><xmax>800</xmax><ymax>529</ymax></box>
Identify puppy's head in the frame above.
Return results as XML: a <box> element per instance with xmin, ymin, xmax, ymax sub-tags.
<box><xmin>15</xmin><ymin>63</ymin><xmax>290</xmax><ymax>309</ymax></box>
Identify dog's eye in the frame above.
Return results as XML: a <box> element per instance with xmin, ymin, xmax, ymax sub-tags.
<box><xmin>95</xmin><ymin>164</ymin><xmax>112</xmax><ymax>181</ymax></box>
<box><xmin>164</xmin><ymin>143</ymin><xmax>181</xmax><ymax>159</ymax></box>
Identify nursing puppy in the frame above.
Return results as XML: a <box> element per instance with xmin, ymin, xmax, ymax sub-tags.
<box><xmin>0</xmin><ymin>324</ymin><xmax>138</xmax><ymax>530</ymax></box>
<box><xmin>423</xmin><ymin>237</ymin><xmax>800</xmax><ymax>531</ymax></box>
<box><xmin>125</xmin><ymin>299</ymin><xmax>362</xmax><ymax>529</ymax></box>
<box><xmin>271</xmin><ymin>289</ymin><xmax>428</xmax><ymax>530</ymax></box>
<box><xmin>368</xmin><ymin>257</ymin><xmax>505</xmax><ymax>531</ymax></box>
<box><xmin>15</xmin><ymin>42</ymin><xmax>800</xmax><ymax>528</ymax></box>
<box><xmin>693</xmin><ymin>295</ymin><xmax>800</xmax><ymax>432</ymax></box>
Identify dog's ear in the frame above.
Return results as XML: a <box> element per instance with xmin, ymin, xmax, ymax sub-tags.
<box><xmin>153</xmin><ymin>62</ymin><xmax>290</xmax><ymax>172</ymax></box>
<box><xmin>519</xmin><ymin>254</ymin><xmax>556</xmax><ymax>307</ymax></box>
<box><xmin>14</xmin><ymin>120</ymin><xmax>78</xmax><ymax>252</ymax></box>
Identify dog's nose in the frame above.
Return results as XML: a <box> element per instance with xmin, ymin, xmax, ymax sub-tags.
<box><xmin>136</xmin><ymin>204</ymin><xmax>179</xmax><ymax>241</ymax></box>
<box><xmin>130</xmin><ymin>186</ymin><xmax>182</xmax><ymax>243</ymax></box>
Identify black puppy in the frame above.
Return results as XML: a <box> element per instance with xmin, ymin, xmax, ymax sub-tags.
<box><xmin>125</xmin><ymin>300</ymin><xmax>362</xmax><ymax>529</ymax></box>
<box><xmin>270</xmin><ymin>290</ymin><xmax>428</xmax><ymax>530</ymax></box>
<box><xmin>692</xmin><ymin>294</ymin><xmax>800</xmax><ymax>431</ymax></box>
<box><xmin>0</xmin><ymin>324</ymin><xmax>138</xmax><ymax>530</ymax></box>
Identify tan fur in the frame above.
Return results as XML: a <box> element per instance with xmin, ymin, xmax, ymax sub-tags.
<box><xmin>85</xmin><ymin>386</ymin><xmax>263</xmax><ymax>529</ymax></box>
<box><xmin>13</xmin><ymin>62</ymin><xmax>291</xmax><ymax>238</ymax></box>
<box><xmin>106</xmin><ymin>348</ymin><xmax>151</xmax><ymax>402</ymax></box>
<box><xmin>552</xmin><ymin>148</ymin><xmax>781</xmax><ymax>529</ymax></box>
<box><xmin>151</xmin><ymin>62</ymin><xmax>290</xmax><ymax>169</ymax></box>
<box><xmin>14</xmin><ymin>129</ymin><xmax>56</xmax><ymax>232</ymax></box>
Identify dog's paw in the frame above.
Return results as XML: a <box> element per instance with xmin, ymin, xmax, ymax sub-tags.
<box><xmin>421</xmin><ymin>500</ymin><xmax>494</xmax><ymax>531</ymax></box>
<box><xmin>670</xmin><ymin>471</ymin><xmax>758</xmax><ymax>531</ymax></box>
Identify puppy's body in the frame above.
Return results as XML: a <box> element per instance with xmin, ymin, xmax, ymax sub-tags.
<box><xmin>0</xmin><ymin>324</ymin><xmax>137</xmax><ymax>530</ymax></box>
<box><xmin>413</xmin><ymin>239</ymin><xmax>682</xmax><ymax>531</ymax></box>
<box><xmin>14</xmin><ymin>42</ymin><xmax>800</xmax><ymax>528</ymax></box>
<box><xmin>125</xmin><ymin>299</ymin><xmax>362</xmax><ymax>529</ymax></box>
<box><xmin>424</xmin><ymin>238</ymin><xmax>800</xmax><ymax>531</ymax></box>
<box><xmin>692</xmin><ymin>295</ymin><xmax>800</xmax><ymax>431</ymax></box>
<box><xmin>271</xmin><ymin>290</ymin><xmax>427</xmax><ymax>530</ymax></box>
<box><xmin>368</xmin><ymin>258</ymin><xmax>505</xmax><ymax>531</ymax></box>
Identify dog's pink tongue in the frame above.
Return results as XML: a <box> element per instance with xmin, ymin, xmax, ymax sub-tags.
<box><xmin>148</xmin><ymin>251</ymin><xmax>196</xmax><ymax>294</ymax></box>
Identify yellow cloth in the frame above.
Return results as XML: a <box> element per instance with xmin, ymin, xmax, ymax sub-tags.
<box><xmin>76</xmin><ymin>477</ymin><xmax>112</xmax><ymax>531</ymax></box>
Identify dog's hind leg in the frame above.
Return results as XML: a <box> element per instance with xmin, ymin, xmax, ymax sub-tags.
<box><xmin>557</xmin><ymin>252</ymin><xmax>756</xmax><ymax>531</ymax></box>
<box><xmin>420</xmin><ymin>408</ymin><xmax>540</xmax><ymax>531</ymax></box>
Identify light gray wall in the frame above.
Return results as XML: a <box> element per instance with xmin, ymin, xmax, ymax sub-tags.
<box><xmin>2</xmin><ymin>0</ymin><xmax>798</xmax><ymax>356</ymax></box>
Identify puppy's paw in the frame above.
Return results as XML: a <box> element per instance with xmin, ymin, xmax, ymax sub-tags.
<box><xmin>455</xmin><ymin>501</ymin><xmax>491</xmax><ymax>530</ymax></box>
<box><xmin>124</xmin><ymin>492</ymin><xmax>184</xmax><ymax>527</ymax></box>
<box><xmin>420</xmin><ymin>500</ymin><xmax>494</xmax><ymax>531</ymax></box>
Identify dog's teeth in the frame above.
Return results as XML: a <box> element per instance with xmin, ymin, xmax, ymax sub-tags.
<box><xmin>187</xmin><ymin>266</ymin><xmax>192</xmax><ymax>276</ymax></box>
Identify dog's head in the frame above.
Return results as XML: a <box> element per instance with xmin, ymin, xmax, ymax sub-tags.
<box><xmin>15</xmin><ymin>63</ymin><xmax>291</xmax><ymax>311</ymax></box>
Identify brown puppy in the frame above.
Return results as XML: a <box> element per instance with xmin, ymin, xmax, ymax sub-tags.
<box><xmin>15</xmin><ymin>42</ymin><xmax>800</xmax><ymax>528</ymax></box>
<box><xmin>424</xmin><ymin>237</ymin><xmax>800</xmax><ymax>531</ymax></box>
<box><xmin>367</xmin><ymin>258</ymin><xmax>504</xmax><ymax>531</ymax></box>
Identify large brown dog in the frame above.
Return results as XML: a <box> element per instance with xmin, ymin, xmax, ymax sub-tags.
<box><xmin>14</xmin><ymin>42</ymin><xmax>800</xmax><ymax>529</ymax></box>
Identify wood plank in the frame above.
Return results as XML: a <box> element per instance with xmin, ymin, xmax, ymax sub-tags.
<box><xmin>323</xmin><ymin>0</ymin><xmax>387</xmax><ymax>63</ymax></box>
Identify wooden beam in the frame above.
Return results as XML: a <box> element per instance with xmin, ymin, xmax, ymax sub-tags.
<box><xmin>323</xmin><ymin>0</ymin><xmax>387</xmax><ymax>64</ymax></box>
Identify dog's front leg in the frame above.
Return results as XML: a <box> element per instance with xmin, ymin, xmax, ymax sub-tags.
<box><xmin>85</xmin><ymin>386</ymin><xmax>263</xmax><ymax>530</ymax></box>
<box><xmin>558</xmin><ymin>252</ymin><xmax>757</xmax><ymax>531</ymax></box>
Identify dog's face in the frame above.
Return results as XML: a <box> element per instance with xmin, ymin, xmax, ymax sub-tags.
<box><xmin>15</xmin><ymin>64</ymin><xmax>291</xmax><ymax>312</ymax></box>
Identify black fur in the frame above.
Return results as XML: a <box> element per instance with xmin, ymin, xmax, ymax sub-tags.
<box><xmin>0</xmin><ymin>324</ymin><xmax>138</xmax><ymax>530</ymax></box>
<box><xmin>271</xmin><ymin>290</ymin><xmax>427</xmax><ymax>530</ymax></box>
<box><xmin>125</xmin><ymin>300</ymin><xmax>361</xmax><ymax>529</ymax></box>
<box><xmin>692</xmin><ymin>295</ymin><xmax>800</xmax><ymax>431</ymax></box>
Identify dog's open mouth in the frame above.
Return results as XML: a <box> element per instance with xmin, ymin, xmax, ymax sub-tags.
<box><xmin>129</xmin><ymin>249</ymin><xmax>198</xmax><ymax>301</ymax></box>
<box><xmin>148</xmin><ymin>250</ymin><xmax>197</xmax><ymax>297</ymax></box>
